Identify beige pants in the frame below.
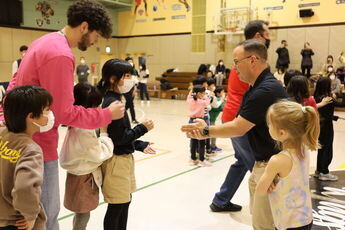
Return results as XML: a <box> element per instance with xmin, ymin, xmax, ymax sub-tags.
<box><xmin>249</xmin><ymin>161</ymin><xmax>275</xmax><ymax>230</ymax></box>
<box><xmin>101</xmin><ymin>154</ymin><xmax>136</xmax><ymax>204</ymax></box>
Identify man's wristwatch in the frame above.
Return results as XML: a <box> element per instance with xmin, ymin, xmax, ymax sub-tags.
<box><xmin>203</xmin><ymin>126</ymin><xmax>210</xmax><ymax>137</ymax></box>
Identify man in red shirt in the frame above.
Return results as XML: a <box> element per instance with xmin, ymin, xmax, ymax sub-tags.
<box><xmin>210</xmin><ymin>20</ymin><xmax>271</xmax><ymax>212</ymax></box>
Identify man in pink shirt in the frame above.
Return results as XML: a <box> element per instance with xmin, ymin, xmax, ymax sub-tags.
<box><xmin>2</xmin><ymin>1</ymin><xmax>125</xmax><ymax>229</ymax></box>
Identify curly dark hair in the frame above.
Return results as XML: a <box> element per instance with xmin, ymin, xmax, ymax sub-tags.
<box><xmin>67</xmin><ymin>0</ymin><xmax>113</xmax><ymax>38</ymax></box>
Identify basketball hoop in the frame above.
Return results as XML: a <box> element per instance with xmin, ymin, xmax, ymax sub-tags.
<box><xmin>213</xmin><ymin>6</ymin><xmax>250</xmax><ymax>36</ymax></box>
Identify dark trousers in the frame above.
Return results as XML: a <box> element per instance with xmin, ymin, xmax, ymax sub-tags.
<box><xmin>204</xmin><ymin>115</ymin><xmax>211</xmax><ymax>152</ymax></box>
<box><xmin>189</xmin><ymin>118</ymin><xmax>206</xmax><ymax>161</ymax></box>
<box><xmin>138</xmin><ymin>83</ymin><xmax>150</xmax><ymax>101</ymax></box>
<box><xmin>190</xmin><ymin>138</ymin><xmax>206</xmax><ymax>161</ymax></box>
<box><xmin>301</xmin><ymin>67</ymin><xmax>311</xmax><ymax>78</ymax></box>
<box><xmin>104</xmin><ymin>202</ymin><xmax>130</xmax><ymax>230</ymax></box>
<box><xmin>212</xmin><ymin>134</ymin><xmax>255</xmax><ymax>207</ymax></box>
<box><xmin>0</xmin><ymin>227</ymin><xmax>18</xmax><ymax>230</ymax></box>
<box><xmin>123</xmin><ymin>87</ymin><xmax>136</xmax><ymax>121</ymax></box>
<box><xmin>317</xmin><ymin>123</ymin><xmax>334</xmax><ymax>174</ymax></box>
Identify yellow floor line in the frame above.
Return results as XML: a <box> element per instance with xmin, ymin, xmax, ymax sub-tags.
<box><xmin>338</xmin><ymin>163</ymin><xmax>345</xmax><ymax>169</ymax></box>
<box><xmin>135</xmin><ymin>148</ymin><xmax>171</xmax><ymax>162</ymax></box>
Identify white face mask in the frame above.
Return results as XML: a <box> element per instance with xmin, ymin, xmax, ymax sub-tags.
<box><xmin>328</xmin><ymin>67</ymin><xmax>334</xmax><ymax>73</ymax></box>
<box><xmin>80</xmin><ymin>59</ymin><xmax>85</xmax><ymax>64</ymax></box>
<box><xmin>33</xmin><ymin>110</ymin><xmax>55</xmax><ymax>133</ymax></box>
<box><xmin>118</xmin><ymin>78</ymin><xmax>135</xmax><ymax>94</ymax></box>
<box><xmin>129</xmin><ymin>62</ymin><xmax>134</xmax><ymax>67</ymax></box>
<box><xmin>330</xmin><ymin>74</ymin><xmax>336</xmax><ymax>80</ymax></box>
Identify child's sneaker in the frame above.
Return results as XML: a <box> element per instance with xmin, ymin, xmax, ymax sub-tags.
<box><xmin>213</xmin><ymin>146</ymin><xmax>223</xmax><ymax>152</ymax></box>
<box><xmin>189</xmin><ymin>159</ymin><xmax>199</xmax><ymax>166</ymax></box>
<box><xmin>318</xmin><ymin>173</ymin><xmax>338</xmax><ymax>181</ymax></box>
<box><xmin>198</xmin><ymin>160</ymin><xmax>212</xmax><ymax>167</ymax></box>
<box><xmin>147</xmin><ymin>101</ymin><xmax>150</xmax><ymax>105</ymax></box>
<box><xmin>141</xmin><ymin>100</ymin><xmax>144</xmax><ymax>105</ymax></box>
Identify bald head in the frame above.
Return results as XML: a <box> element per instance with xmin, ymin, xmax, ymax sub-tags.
<box><xmin>237</xmin><ymin>39</ymin><xmax>268</xmax><ymax>62</ymax></box>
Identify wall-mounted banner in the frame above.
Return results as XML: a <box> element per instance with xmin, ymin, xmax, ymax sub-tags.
<box><xmin>298</xmin><ymin>2</ymin><xmax>320</xmax><ymax>8</ymax></box>
<box><xmin>153</xmin><ymin>17</ymin><xmax>166</xmax><ymax>21</ymax></box>
<box><xmin>336</xmin><ymin>0</ymin><xmax>345</xmax><ymax>4</ymax></box>
<box><xmin>172</xmin><ymin>4</ymin><xmax>182</xmax><ymax>11</ymax></box>
<box><xmin>136</xmin><ymin>19</ymin><xmax>147</xmax><ymax>23</ymax></box>
<box><xmin>263</xmin><ymin>6</ymin><xmax>283</xmax><ymax>11</ymax></box>
<box><xmin>172</xmin><ymin>15</ymin><xmax>186</xmax><ymax>20</ymax></box>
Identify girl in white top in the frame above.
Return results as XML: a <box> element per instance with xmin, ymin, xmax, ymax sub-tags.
<box><xmin>59</xmin><ymin>83</ymin><xmax>113</xmax><ymax>230</ymax></box>
<box><xmin>256</xmin><ymin>100</ymin><xmax>320</xmax><ymax>230</ymax></box>
<box><xmin>138</xmin><ymin>64</ymin><xmax>150</xmax><ymax>104</ymax></box>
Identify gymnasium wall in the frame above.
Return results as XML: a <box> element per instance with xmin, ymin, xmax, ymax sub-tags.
<box><xmin>221</xmin><ymin>0</ymin><xmax>345</xmax><ymax>28</ymax></box>
<box><xmin>0</xmin><ymin>27</ymin><xmax>119</xmax><ymax>82</ymax></box>
<box><xmin>223</xmin><ymin>24</ymin><xmax>345</xmax><ymax>74</ymax></box>
<box><xmin>1</xmin><ymin>0</ymin><xmax>345</xmax><ymax>83</ymax></box>
<box><xmin>116</xmin><ymin>32</ymin><xmax>224</xmax><ymax>78</ymax></box>
<box><xmin>21</xmin><ymin>0</ymin><xmax>118</xmax><ymax>34</ymax></box>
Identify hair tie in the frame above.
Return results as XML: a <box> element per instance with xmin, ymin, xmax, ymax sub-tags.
<box><xmin>301</xmin><ymin>106</ymin><xmax>307</xmax><ymax>113</ymax></box>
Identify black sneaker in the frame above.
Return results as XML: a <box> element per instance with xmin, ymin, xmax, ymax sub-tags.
<box><xmin>210</xmin><ymin>202</ymin><xmax>242</xmax><ymax>212</ymax></box>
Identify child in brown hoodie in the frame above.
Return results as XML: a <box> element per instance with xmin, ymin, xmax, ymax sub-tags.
<box><xmin>0</xmin><ymin>85</ymin><xmax>53</xmax><ymax>230</ymax></box>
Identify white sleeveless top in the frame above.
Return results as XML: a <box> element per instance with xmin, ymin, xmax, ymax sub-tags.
<box><xmin>268</xmin><ymin>148</ymin><xmax>313</xmax><ymax>230</ymax></box>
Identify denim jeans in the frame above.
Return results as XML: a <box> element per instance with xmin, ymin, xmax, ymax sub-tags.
<box><xmin>212</xmin><ymin>134</ymin><xmax>255</xmax><ymax>207</ymax></box>
<box><xmin>41</xmin><ymin>160</ymin><xmax>60</xmax><ymax>230</ymax></box>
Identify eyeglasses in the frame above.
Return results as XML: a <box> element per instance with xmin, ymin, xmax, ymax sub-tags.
<box><xmin>233</xmin><ymin>55</ymin><xmax>258</xmax><ymax>65</ymax></box>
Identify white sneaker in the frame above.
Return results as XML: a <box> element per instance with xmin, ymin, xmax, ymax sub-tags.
<box><xmin>198</xmin><ymin>160</ymin><xmax>212</xmax><ymax>167</ymax></box>
<box><xmin>147</xmin><ymin>101</ymin><xmax>150</xmax><ymax>105</ymax></box>
<box><xmin>318</xmin><ymin>173</ymin><xmax>338</xmax><ymax>181</ymax></box>
<box><xmin>189</xmin><ymin>159</ymin><xmax>198</xmax><ymax>166</ymax></box>
<box><xmin>141</xmin><ymin>100</ymin><xmax>144</xmax><ymax>105</ymax></box>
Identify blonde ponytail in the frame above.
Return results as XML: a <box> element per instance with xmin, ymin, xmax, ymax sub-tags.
<box><xmin>267</xmin><ymin>100</ymin><xmax>320</xmax><ymax>158</ymax></box>
<box><xmin>304</xmin><ymin>106</ymin><xmax>320</xmax><ymax>151</ymax></box>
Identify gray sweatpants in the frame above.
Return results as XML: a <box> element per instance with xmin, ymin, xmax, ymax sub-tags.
<box><xmin>210</xmin><ymin>121</ymin><xmax>217</xmax><ymax>148</ymax></box>
<box><xmin>73</xmin><ymin>212</ymin><xmax>90</xmax><ymax>230</ymax></box>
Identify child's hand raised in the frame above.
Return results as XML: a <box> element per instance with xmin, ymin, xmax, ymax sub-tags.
<box><xmin>142</xmin><ymin>119</ymin><xmax>154</xmax><ymax>131</ymax></box>
<box><xmin>144</xmin><ymin>143</ymin><xmax>156</xmax><ymax>154</ymax></box>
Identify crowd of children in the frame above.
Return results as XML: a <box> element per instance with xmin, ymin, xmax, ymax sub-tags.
<box><xmin>186</xmin><ymin>75</ymin><xmax>226</xmax><ymax>166</ymax></box>
<box><xmin>1</xmin><ymin>54</ymin><xmax>345</xmax><ymax>230</ymax></box>
<box><xmin>0</xmin><ymin>59</ymin><xmax>156</xmax><ymax>230</ymax></box>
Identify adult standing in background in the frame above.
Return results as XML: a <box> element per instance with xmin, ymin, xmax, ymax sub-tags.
<box><xmin>1</xmin><ymin>1</ymin><xmax>125</xmax><ymax>229</ymax></box>
<box><xmin>76</xmin><ymin>56</ymin><xmax>90</xmax><ymax>83</ymax></box>
<box><xmin>301</xmin><ymin>42</ymin><xmax>314</xmax><ymax>78</ymax></box>
<box><xmin>125</xmin><ymin>57</ymin><xmax>140</xmax><ymax>124</ymax></box>
<box><xmin>138</xmin><ymin>63</ymin><xmax>150</xmax><ymax>104</ymax></box>
<box><xmin>12</xmin><ymin>45</ymin><xmax>28</xmax><ymax>76</ymax></box>
<box><xmin>321</xmin><ymin>55</ymin><xmax>335</xmax><ymax>75</ymax></box>
<box><xmin>275</xmin><ymin>40</ymin><xmax>290</xmax><ymax>72</ymax></box>
<box><xmin>215</xmin><ymin>59</ymin><xmax>226</xmax><ymax>86</ymax></box>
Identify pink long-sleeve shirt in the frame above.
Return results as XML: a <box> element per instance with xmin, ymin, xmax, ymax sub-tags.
<box><xmin>187</xmin><ymin>94</ymin><xmax>210</xmax><ymax>118</ymax></box>
<box><xmin>4</xmin><ymin>32</ymin><xmax>112</xmax><ymax>162</ymax></box>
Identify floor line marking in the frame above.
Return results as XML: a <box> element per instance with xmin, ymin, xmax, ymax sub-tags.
<box><xmin>338</xmin><ymin>163</ymin><xmax>345</xmax><ymax>169</ymax></box>
<box><xmin>58</xmin><ymin>153</ymin><xmax>234</xmax><ymax>221</ymax></box>
<box><xmin>135</xmin><ymin>148</ymin><xmax>171</xmax><ymax>163</ymax></box>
